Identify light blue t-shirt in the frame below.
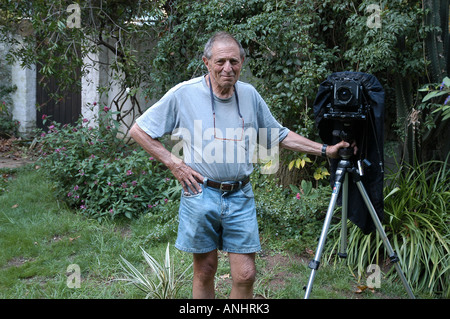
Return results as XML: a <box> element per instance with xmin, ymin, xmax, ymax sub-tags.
<box><xmin>135</xmin><ymin>75</ymin><xmax>289</xmax><ymax>181</ymax></box>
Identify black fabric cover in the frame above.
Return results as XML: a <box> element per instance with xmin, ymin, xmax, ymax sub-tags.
<box><xmin>313</xmin><ymin>71</ymin><xmax>385</xmax><ymax>234</ymax></box>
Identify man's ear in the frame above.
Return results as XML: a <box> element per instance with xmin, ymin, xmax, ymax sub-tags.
<box><xmin>202</xmin><ymin>56</ymin><xmax>209</xmax><ymax>71</ymax></box>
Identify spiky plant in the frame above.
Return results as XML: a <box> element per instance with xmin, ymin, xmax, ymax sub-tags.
<box><xmin>118</xmin><ymin>243</ymin><xmax>192</xmax><ymax>299</ymax></box>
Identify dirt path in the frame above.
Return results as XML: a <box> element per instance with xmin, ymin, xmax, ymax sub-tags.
<box><xmin>0</xmin><ymin>137</ymin><xmax>36</xmax><ymax>169</ymax></box>
<box><xmin>0</xmin><ymin>155</ymin><xmax>35</xmax><ymax>169</ymax></box>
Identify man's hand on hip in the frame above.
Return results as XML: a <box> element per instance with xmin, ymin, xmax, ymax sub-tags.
<box><xmin>168</xmin><ymin>157</ymin><xmax>204</xmax><ymax>194</ymax></box>
<box><xmin>130</xmin><ymin>123</ymin><xmax>204</xmax><ymax>194</ymax></box>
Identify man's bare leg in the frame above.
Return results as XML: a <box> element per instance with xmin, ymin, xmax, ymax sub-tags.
<box><xmin>229</xmin><ymin>252</ymin><xmax>256</xmax><ymax>299</ymax></box>
<box><xmin>192</xmin><ymin>250</ymin><xmax>218</xmax><ymax>299</ymax></box>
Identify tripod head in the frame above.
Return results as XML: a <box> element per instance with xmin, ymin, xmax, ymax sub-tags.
<box><xmin>332</xmin><ymin>127</ymin><xmax>355</xmax><ymax>160</ymax></box>
<box><xmin>338</xmin><ymin>147</ymin><xmax>354</xmax><ymax>159</ymax></box>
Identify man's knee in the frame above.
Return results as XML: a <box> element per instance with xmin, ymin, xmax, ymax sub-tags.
<box><xmin>233</xmin><ymin>265</ymin><xmax>256</xmax><ymax>285</ymax></box>
<box><xmin>195</xmin><ymin>262</ymin><xmax>217</xmax><ymax>281</ymax></box>
<box><xmin>229</xmin><ymin>253</ymin><xmax>256</xmax><ymax>286</ymax></box>
<box><xmin>193</xmin><ymin>251</ymin><xmax>218</xmax><ymax>282</ymax></box>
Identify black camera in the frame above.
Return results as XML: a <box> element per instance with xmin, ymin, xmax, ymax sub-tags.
<box><xmin>333</xmin><ymin>79</ymin><xmax>361</xmax><ymax>109</ymax></box>
<box><xmin>323</xmin><ymin>77</ymin><xmax>367</xmax><ymax>121</ymax></box>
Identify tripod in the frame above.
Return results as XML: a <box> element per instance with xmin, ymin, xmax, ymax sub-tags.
<box><xmin>304</xmin><ymin>148</ymin><xmax>415</xmax><ymax>299</ymax></box>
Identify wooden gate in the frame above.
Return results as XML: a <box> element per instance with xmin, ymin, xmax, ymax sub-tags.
<box><xmin>35</xmin><ymin>63</ymin><xmax>81</xmax><ymax>130</ymax></box>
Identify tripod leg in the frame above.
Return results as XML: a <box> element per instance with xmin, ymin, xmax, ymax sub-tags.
<box><xmin>304</xmin><ymin>177</ymin><xmax>343</xmax><ymax>299</ymax></box>
<box><xmin>355</xmin><ymin>181</ymin><xmax>416</xmax><ymax>299</ymax></box>
<box><xmin>338</xmin><ymin>174</ymin><xmax>349</xmax><ymax>258</ymax></box>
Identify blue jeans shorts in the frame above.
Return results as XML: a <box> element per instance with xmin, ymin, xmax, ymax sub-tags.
<box><xmin>175</xmin><ymin>179</ymin><xmax>261</xmax><ymax>254</ymax></box>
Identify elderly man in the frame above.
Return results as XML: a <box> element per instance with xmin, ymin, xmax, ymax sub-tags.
<box><xmin>130</xmin><ymin>31</ymin><xmax>349</xmax><ymax>299</ymax></box>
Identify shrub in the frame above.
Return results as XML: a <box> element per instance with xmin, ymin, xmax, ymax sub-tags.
<box><xmin>0</xmin><ymin>101</ymin><xmax>19</xmax><ymax>138</ymax></box>
<box><xmin>253</xmin><ymin>172</ymin><xmax>330</xmax><ymax>250</ymax></box>
<box><xmin>420</xmin><ymin>76</ymin><xmax>450</xmax><ymax>122</ymax></box>
<box><xmin>36</xmin><ymin>105</ymin><xmax>181</xmax><ymax>221</ymax></box>
<box><xmin>1</xmin><ymin>54</ymin><xmax>18</xmax><ymax>138</ymax></box>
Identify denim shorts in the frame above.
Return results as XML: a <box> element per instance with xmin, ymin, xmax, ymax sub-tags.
<box><xmin>175</xmin><ymin>179</ymin><xmax>261</xmax><ymax>254</ymax></box>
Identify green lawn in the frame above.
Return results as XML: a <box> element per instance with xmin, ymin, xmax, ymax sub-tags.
<box><xmin>0</xmin><ymin>166</ymin><xmax>172</xmax><ymax>298</ymax></box>
<box><xmin>0</xmin><ymin>166</ymin><xmax>417</xmax><ymax>299</ymax></box>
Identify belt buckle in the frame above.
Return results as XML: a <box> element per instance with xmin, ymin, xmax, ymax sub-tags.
<box><xmin>220</xmin><ymin>181</ymin><xmax>241</xmax><ymax>191</ymax></box>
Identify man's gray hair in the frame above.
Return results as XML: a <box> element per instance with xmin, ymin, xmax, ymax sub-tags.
<box><xmin>203</xmin><ymin>31</ymin><xmax>245</xmax><ymax>60</ymax></box>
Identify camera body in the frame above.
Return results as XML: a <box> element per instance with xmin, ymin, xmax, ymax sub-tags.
<box><xmin>324</xmin><ymin>77</ymin><xmax>367</xmax><ymax>121</ymax></box>
<box><xmin>333</xmin><ymin>79</ymin><xmax>360</xmax><ymax>110</ymax></box>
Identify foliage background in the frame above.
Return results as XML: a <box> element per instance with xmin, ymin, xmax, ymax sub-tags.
<box><xmin>1</xmin><ymin>0</ymin><xmax>448</xmax><ymax>176</ymax></box>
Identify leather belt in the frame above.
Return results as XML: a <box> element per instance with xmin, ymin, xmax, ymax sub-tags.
<box><xmin>206</xmin><ymin>177</ymin><xmax>250</xmax><ymax>192</ymax></box>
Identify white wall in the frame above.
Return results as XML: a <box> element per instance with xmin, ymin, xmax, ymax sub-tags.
<box><xmin>81</xmin><ymin>46</ymin><xmax>109</xmax><ymax>127</ymax></box>
<box><xmin>10</xmin><ymin>62</ymin><xmax>36</xmax><ymax>137</ymax></box>
<box><xmin>5</xmin><ymin>35</ymin><xmax>36</xmax><ymax>138</ymax></box>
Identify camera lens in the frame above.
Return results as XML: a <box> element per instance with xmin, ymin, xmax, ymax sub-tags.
<box><xmin>337</xmin><ymin>87</ymin><xmax>352</xmax><ymax>103</ymax></box>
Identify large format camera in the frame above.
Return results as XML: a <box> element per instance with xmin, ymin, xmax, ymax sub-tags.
<box><xmin>324</xmin><ymin>76</ymin><xmax>368</xmax><ymax>121</ymax></box>
<box><xmin>313</xmin><ymin>71</ymin><xmax>385</xmax><ymax>234</ymax></box>
<box><xmin>333</xmin><ymin>79</ymin><xmax>361</xmax><ymax>109</ymax></box>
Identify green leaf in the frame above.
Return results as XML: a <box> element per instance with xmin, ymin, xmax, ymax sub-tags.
<box><xmin>442</xmin><ymin>112</ymin><xmax>450</xmax><ymax>121</ymax></box>
<box><xmin>289</xmin><ymin>184</ymin><xmax>300</xmax><ymax>194</ymax></box>
<box><xmin>422</xmin><ymin>90</ymin><xmax>449</xmax><ymax>102</ymax></box>
<box><xmin>301</xmin><ymin>180</ymin><xmax>312</xmax><ymax>195</ymax></box>
<box><xmin>443</xmin><ymin>77</ymin><xmax>450</xmax><ymax>87</ymax></box>
<box><xmin>384</xmin><ymin>186</ymin><xmax>400</xmax><ymax>200</ymax></box>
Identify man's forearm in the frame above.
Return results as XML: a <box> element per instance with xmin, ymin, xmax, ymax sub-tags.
<box><xmin>280</xmin><ymin>131</ymin><xmax>324</xmax><ymax>157</ymax></box>
<box><xmin>280</xmin><ymin>131</ymin><xmax>351</xmax><ymax>159</ymax></box>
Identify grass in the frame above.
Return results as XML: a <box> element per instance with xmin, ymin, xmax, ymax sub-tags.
<box><xmin>0</xmin><ymin>166</ymin><xmax>172</xmax><ymax>298</ymax></box>
<box><xmin>0</xmin><ymin>165</ymin><xmax>420</xmax><ymax>299</ymax></box>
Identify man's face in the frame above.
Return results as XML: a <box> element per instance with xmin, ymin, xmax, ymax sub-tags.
<box><xmin>203</xmin><ymin>40</ymin><xmax>244</xmax><ymax>90</ymax></box>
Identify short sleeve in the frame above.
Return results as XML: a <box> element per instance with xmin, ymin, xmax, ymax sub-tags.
<box><xmin>135</xmin><ymin>91</ymin><xmax>179</xmax><ymax>139</ymax></box>
<box><xmin>255</xmin><ymin>93</ymin><xmax>290</xmax><ymax>147</ymax></box>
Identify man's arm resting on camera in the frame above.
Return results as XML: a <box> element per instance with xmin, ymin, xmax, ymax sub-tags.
<box><xmin>280</xmin><ymin>131</ymin><xmax>350</xmax><ymax>159</ymax></box>
<box><xmin>129</xmin><ymin>123</ymin><xmax>204</xmax><ymax>193</ymax></box>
